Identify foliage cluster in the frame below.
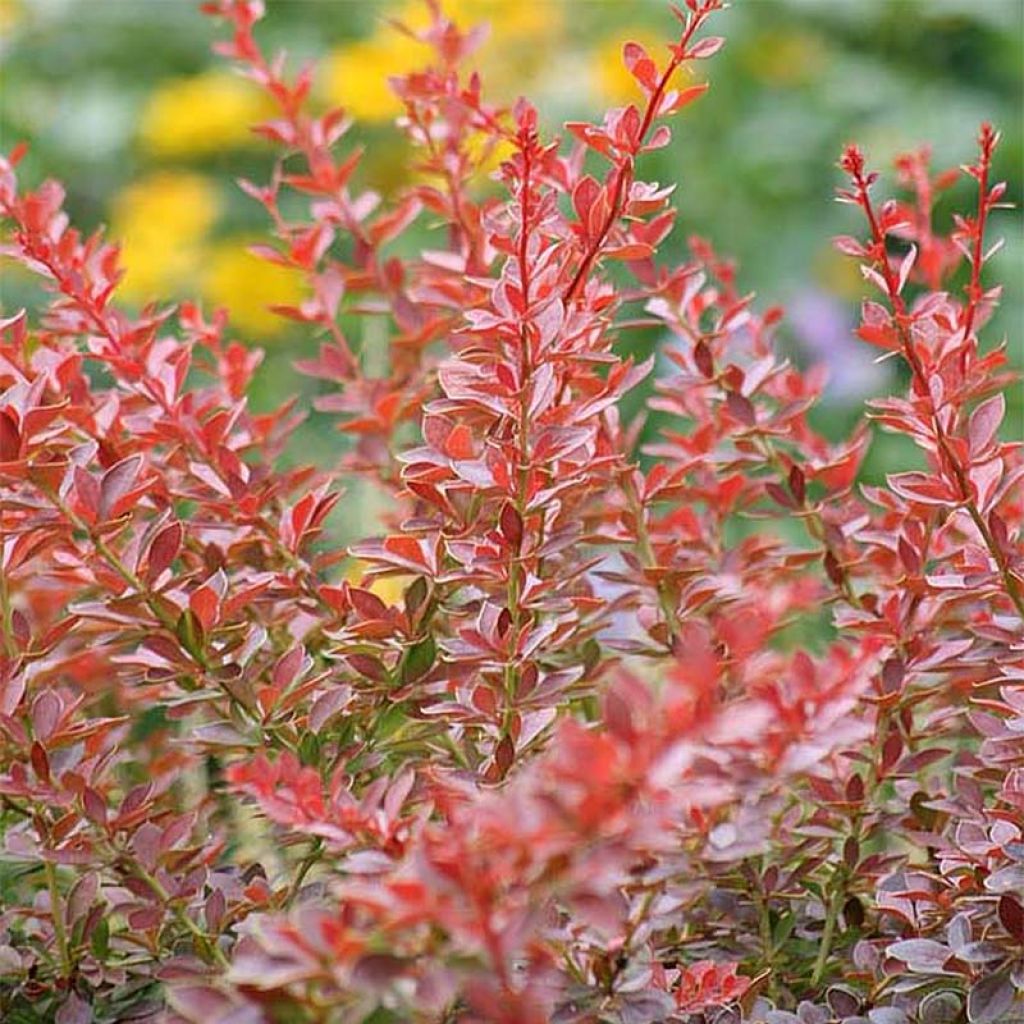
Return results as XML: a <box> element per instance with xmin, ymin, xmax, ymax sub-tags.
<box><xmin>1</xmin><ymin>2</ymin><xmax>1022</xmax><ymax>1022</ymax></box>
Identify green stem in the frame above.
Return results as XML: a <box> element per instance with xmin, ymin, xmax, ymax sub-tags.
<box><xmin>127</xmin><ymin>860</ymin><xmax>229</xmax><ymax>969</ymax></box>
<box><xmin>44</xmin><ymin>860</ymin><xmax>72</xmax><ymax>978</ymax></box>
<box><xmin>43</xmin><ymin>486</ymin><xmax>270</xmax><ymax>731</ymax></box>
<box><xmin>753</xmin><ymin>436</ymin><xmax>865</xmax><ymax>613</ymax></box>
<box><xmin>754</xmin><ymin>886</ymin><xmax>780</xmax><ymax>1000</ymax></box>
<box><xmin>285</xmin><ymin>839</ymin><xmax>324</xmax><ymax>907</ymax></box>
<box><xmin>810</xmin><ymin>867</ymin><xmax>844</xmax><ymax>987</ymax></box>
<box><xmin>624</xmin><ymin>473</ymin><xmax>679</xmax><ymax>642</ymax></box>
<box><xmin>0</xmin><ymin>546</ymin><xmax>15</xmax><ymax>659</ymax></box>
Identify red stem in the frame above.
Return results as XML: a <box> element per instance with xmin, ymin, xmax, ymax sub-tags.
<box><xmin>960</xmin><ymin>125</ymin><xmax>994</xmax><ymax>342</ymax></box>
<box><xmin>563</xmin><ymin>9</ymin><xmax>710</xmax><ymax>304</ymax></box>
<box><xmin>848</xmin><ymin>159</ymin><xmax>1024</xmax><ymax>621</ymax></box>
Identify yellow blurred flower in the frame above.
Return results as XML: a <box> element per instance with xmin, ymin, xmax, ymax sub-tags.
<box><xmin>592</xmin><ymin>29</ymin><xmax>682</xmax><ymax>106</ymax></box>
<box><xmin>359</xmin><ymin>136</ymin><xmax>416</xmax><ymax>195</ymax></box>
<box><xmin>138</xmin><ymin>70</ymin><xmax>271</xmax><ymax>157</ymax></box>
<box><xmin>110</xmin><ymin>171</ymin><xmax>219</xmax><ymax>303</ymax></box>
<box><xmin>465</xmin><ymin>132</ymin><xmax>516</xmax><ymax>178</ymax></box>
<box><xmin>816</xmin><ymin>246</ymin><xmax>865</xmax><ymax>301</ymax></box>
<box><xmin>0</xmin><ymin>0</ymin><xmax>21</xmax><ymax>35</ymax></box>
<box><xmin>412</xmin><ymin>0</ymin><xmax>555</xmax><ymax>41</ymax></box>
<box><xmin>739</xmin><ymin>30</ymin><xmax>827</xmax><ymax>88</ymax></box>
<box><xmin>344</xmin><ymin>559</ymin><xmax>409</xmax><ymax>606</ymax></box>
<box><xmin>323</xmin><ymin>0</ymin><xmax>564</xmax><ymax>124</ymax></box>
<box><xmin>448</xmin><ymin>0</ymin><xmax>564</xmax><ymax>99</ymax></box>
<box><xmin>323</xmin><ymin>32</ymin><xmax>427</xmax><ymax>124</ymax></box>
<box><xmin>201</xmin><ymin>239</ymin><xmax>305</xmax><ymax>338</ymax></box>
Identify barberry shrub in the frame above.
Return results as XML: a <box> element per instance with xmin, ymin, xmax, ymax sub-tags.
<box><xmin>1</xmin><ymin>1</ymin><xmax>1021</xmax><ymax>1022</ymax></box>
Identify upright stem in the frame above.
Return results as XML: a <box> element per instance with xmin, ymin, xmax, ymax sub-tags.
<box><xmin>960</xmin><ymin>125</ymin><xmax>995</xmax><ymax>342</ymax></box>
<box><xmin>563</xmin><ymin>4</ymin><xmax>715</xmax><ymax>304</ymax></box>
<box><xmin>126</xmin><ymin>858</ymin><xmax>229</xmax><ymax>969</ymax></box>
<box><xmin>503</xmin><ymin>127</ymin><xmax>535</xmax><ymax>739</ymax></box>
<box><xmin>44</xmin><ymin>487</ymin><xmax>275</xmax><ymax>736</ymax></box>
<box><xmin>753</xmin><ymin>436</ymin><xmax>866</xmax><ymax>614</ymax></box>
<box><xmin>0</xmin><ymin>548</ymin><xmax>15</xmax><ymax>659</ymax></box>
<box><xmin>849</xmin><ymin>161</ymin><xmax>1024</xmax><ymax>621</ymax></box>
<box><xmin>624</xmin><ymin>473</ymin><xmax>680</xmax><ymax>643</ymax></box>
<box><xmin>284</xmin><ymin>838</ymin><xmax>324</xmax><ymax>907</ymax></box>
<box><xmin>44</xmin><ymin>860</ymin><xmax>72</xmax><ymax>978</ymax></box>
<box><xmin>559</xmin><ymin>5</ymin><xmax>719</xmax><ymax>645</ymax></box>
<box><xmin>810</xmin><ymin>864</ymin><xmax>845</xmax><ymax>987</ymax></box>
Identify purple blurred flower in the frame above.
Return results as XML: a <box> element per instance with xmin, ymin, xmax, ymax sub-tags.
<box><xmin>788</xmin><ymin>289</ymin><xmax>887</xmax><ymax>404</ymax></box>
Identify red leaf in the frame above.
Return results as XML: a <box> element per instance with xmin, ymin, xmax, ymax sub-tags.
<box><xmin>0</xmin><ymin>409</ymin><xmax>20</xmax><ymax>462</ymax></box>
<box><xmin>31</xmin><ymin>691</ymin><xmax>62</xmax><ymax>741</ymax></box>
<box><xmin>495</xmin><ymin>734</ymin><xmax>515</xmax><ymax>777</ymax></box>
<box><xmin>856</xmin><ymin>323</ymin><xmax>899</xmax><ymax>350</ymax></box>
<box><xmin>694</xmin><ymin>340</ymin><xmax>714</xmax><ymax>378</ymax></box>
<box><xmin>443</xmin><ymin>423</ymin><xmax>475</xmax><ymax>460</ymax></box>
<box><xmin>30</xmin><ymin>741</ymin><xmax>50</xmax><ymax>782</ymax></box>
<box><xmin>725</xmin><ymin>391</ymin><xmax>756</xmax><ymax>427</ymax></box>
<box><xmin>998</xmin><ymin>893</ymin><xmax>1024</xmax><ymax>942</ymax></box>
<box><xmin>662</xmin><ymin>82</ymin><xmax>710</xmax><ymax>115</ymax></box>
<box><xmin>349</xmin><ymin>586</ymin><xmax>390</xmax><ymax>619</ymax></box>
<box><xmin>605</xmin><ymin>242</ymin><xmax>655</xmax><ymax>261</ymax></box>
<box><xmin>147</xmin><ymin>522</ymin><xmax>182</xmax><ymax>581</ymax></box>
<box><xmin>499</xmin><ymin>503</ymin><xmax>523</xmax><ymax>549</ymax></box>
<box><xmin>623</xmin><ymin>41</ymin><xmax>658</xmax><ymax>92</ymax></box>
<box><xmin>688</xmin><ymin>36</ymin><xmax>725</xmax><ymax>59</ymax></box>
<box><xmin>383</xmin><ymin>534</ymin><xmax>428</xmax><ymax>570</ymax></box>
<box><xmin>82</xmin><ymin>787</ymin><xmax>108</xmax><ymax>827</ymax></box>
<box><xmin>969</xmin><ymin>394</ymin><xmax>1004</xmax><ymax>454</ymax></box>
<box><xmin>189</xmin><ymin>585</ymin><xmax>220</xmax><ymax>633</ymax></box>
<box><xmin>99</xmin><ymin>454</ymin><xmax>143</xmax><ymax>520</ymax></box>
<box><xmin>72</xmin><ymin>466</ymin><xmax>100</xmax><ymax>523</ymax></box>
<box><xmin>272</xmin><ymin>646</ymin><xmax>305</xmax><ymax>689</ymax></box>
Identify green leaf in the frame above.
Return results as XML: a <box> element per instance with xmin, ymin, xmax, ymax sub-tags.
<box><xmin>175</xmin><ymin>608</ymin><xmax>204</xmax><ymax>661</ymax></box>
<box><xmin>403</xmin><ymin>576</ymin><xmax>428</xmax><ymax>618</ymax></box>
<box><xmin>373</xmin><ymin>702</ymin><xmax>409</xmax><ymax>740</ymax></box>
<box><xmin>400</xmin><ymin>635</ymin><xmax>436</xmax><ymax>684</ymax></box>
<box><xmin>298</xmin><ymin>732</ymin><xmax>320</xmax><ymax>766</ymax></box>
<box><xmin>91</xmin><ymin>915</ymin><xmax>110</xmax><ymax>959</ymax></box>
<box><xmin>772</xmin><ymin>911</ymin><xmax>795</xmax><ymax>946</ymax></box>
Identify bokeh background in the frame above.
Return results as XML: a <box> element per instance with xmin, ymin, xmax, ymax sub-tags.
<box><xmin>2</xmin><ymin>0</ymin><xmax>1022</xmax><ymax>532</ymax></box>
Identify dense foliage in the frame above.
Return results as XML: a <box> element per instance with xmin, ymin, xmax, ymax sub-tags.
<box><xmin>1</xmin><ymin>2</ymin><xmax>1021</xmax><ymax>1022</ymax></box>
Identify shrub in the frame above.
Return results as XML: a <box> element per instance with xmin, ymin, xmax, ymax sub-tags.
<box><xmin>1</xmin><ymin>1</ymin><xmax>1021</xmax><ymax>1022</ymax></box>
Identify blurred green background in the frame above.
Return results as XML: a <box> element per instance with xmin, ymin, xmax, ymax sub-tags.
<box><xmin>2</xmin><ymin>0</ymin><xmax>1022</xmax><ymax>509</ymax></box>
